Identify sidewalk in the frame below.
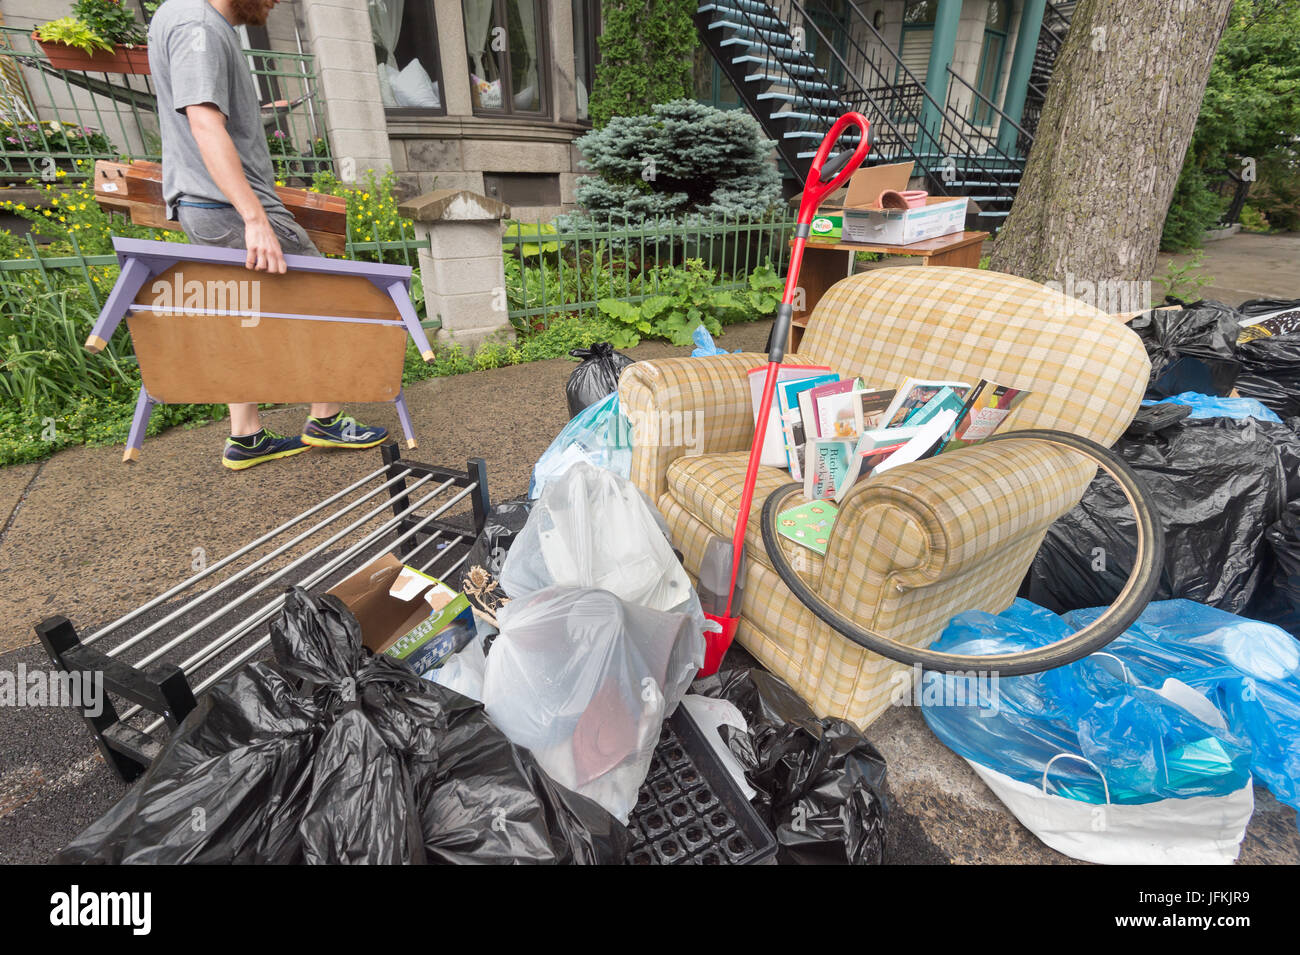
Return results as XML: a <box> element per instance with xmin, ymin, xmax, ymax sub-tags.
<box><xmin>2</xmin><ymin>291</ymin><xmax>1298</xmax><ymax>863</ymax></box>
<box><xmin>1156</xmin><ymin>231</ymin><xmax>1300</xmax><ymax>304</ymax></box>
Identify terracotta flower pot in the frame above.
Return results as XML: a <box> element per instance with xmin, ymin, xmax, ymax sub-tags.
<box><xmin>33</xmin><ymin>33</ymin><xmax>150</xmax><ymax>75</ymax></box>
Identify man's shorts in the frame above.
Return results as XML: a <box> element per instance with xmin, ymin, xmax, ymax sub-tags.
<box><xmin>176</xmin><ymin>202</ymin><xmax>322</xmax><ymax>258</ymax></box>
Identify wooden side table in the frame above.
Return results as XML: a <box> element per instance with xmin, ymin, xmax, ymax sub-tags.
<box><xmin>789</xmin><ymin>230</ymin><xmax>989</xmax><ymax>353</ymax></box>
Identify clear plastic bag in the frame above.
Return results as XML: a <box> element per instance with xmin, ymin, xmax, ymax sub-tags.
<box><xmin>483</xmin><ymin>586</ymin><xmax>705</xmax><ymax>822</ymax></box>
<box><xmin>505</xmin><ymin>462</ymin><xmax>711</xmax><ymax>639</ymax></box>
<box><xmin>530</xmin><ymin>392</ymin><xmax>632</xmax><ymax>498</ymax></box>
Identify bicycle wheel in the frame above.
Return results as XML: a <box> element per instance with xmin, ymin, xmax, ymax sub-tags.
<box><xmin>759</xmin><ymin>429</ymin><xmax>1164</xmax><ymax>675</ymax></box>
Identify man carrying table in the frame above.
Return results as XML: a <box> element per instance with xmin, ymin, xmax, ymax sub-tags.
<box><xmin>148</xmin><ymin>0</ymin><xmax>388</xmax><ymax>470</ymax></box>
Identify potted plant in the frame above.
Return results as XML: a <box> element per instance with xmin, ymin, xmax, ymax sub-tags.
<box><xmin>34</xmin><ymin>0</ymin><xmax>151</xmax><ymax>75</ymax></box>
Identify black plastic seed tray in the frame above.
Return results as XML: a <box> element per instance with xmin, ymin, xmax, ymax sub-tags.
<box><xmin>625</xmin><ymin>705</ymin><xmax>777</xmax><ymax>865</ymax></box>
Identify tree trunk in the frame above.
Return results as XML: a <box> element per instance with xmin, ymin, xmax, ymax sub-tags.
<box><xmin>989</xmin><ymin>0</ymin><xmax>1234</xmax><ymax>287</ymax></box>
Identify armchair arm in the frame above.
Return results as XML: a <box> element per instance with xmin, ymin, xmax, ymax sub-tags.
<box><xmin>618</xmin><ymin>353</ymin><xmax>821</xmax><ymax>501</ymax></box>
<box><xmin>818</xmin><ymin>437</ymin><xmax>1098</xmax><ymax>606</ymax></box>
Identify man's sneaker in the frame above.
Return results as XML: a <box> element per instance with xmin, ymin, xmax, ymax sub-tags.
<box><xmin>301</xmin><ymin>413</ymin><xmax>388</xmax><ymax>449</ymax></box>
<box><xmin>222</xmin><ymin>428</ymin><xmax>309</xmax><ymax>471</ymax></box>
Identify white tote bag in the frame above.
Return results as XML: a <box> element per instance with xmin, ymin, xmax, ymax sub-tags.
<box><xmin>969</xmin><ymin>755</ymin><xmax>1254</xmax><ymax>865</ymax></box>
<box><xmin>968</xmin><ymin>677</ymin><xmax>1254</xmax><ymax>864</ymax></box>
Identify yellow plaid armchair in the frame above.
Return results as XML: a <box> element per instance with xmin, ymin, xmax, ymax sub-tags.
<box><xmin>618</xmin><ymin>266</ymin><xmax>1151</xmax><ymax>728</ymax></box>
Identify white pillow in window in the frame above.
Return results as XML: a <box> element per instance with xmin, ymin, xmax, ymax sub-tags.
<box><xmin>513</xmin><ymin>83</ymin><xmax>536</xmax><ymax>110</ymax></box>
<box><xmin>471</xmin><ymin>72</ymin><xmax>502</xmax><ymax>109</ymax></box>
<box><xmin>392</xmin><ymin>59</ymin><xmax>441</xmax><ymax>108</ymax></box>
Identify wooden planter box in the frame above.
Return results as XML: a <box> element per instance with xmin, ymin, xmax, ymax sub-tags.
<box><xmin>33</xmin><ymin>33</ymin><xmax>150</xmax><ymax>74</ymax></box>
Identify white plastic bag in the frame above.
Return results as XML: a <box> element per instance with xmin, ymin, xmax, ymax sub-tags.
<box><xmin>502</xmin><ymin>462</ymin><xmax>711</xmax><ymax>639</ymax></box>
<box><xmin>483</xmin><ymin>586</ymin><xmax>705</xmax><ymax>822</ymax></box>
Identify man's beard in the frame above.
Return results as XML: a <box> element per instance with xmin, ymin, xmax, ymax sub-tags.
<box><xmin>230</xmin><ymin>0</ymin><xmax>271</xmax><ymax>26</ymax></box>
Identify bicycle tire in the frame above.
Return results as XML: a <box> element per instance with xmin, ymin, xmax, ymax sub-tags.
<box><xmin>759</xmin><ymin>428</ymin><xmax>1164</xmax><ymax>675</ymax></box>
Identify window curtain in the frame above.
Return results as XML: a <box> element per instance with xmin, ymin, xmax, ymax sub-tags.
<box><xmin>513</xmin><ymin>0</ymin><xmax>538</xmax><ymax>107</ymax></box>
<box><xmin>463</xmin><ymin>0</ymin><xmax>495</xmax><ymax>78</ymax></box>
<box><xmin>369</xmin><ymin>0</ymin><xmax>405</xmax><ymax>68</ymax></box>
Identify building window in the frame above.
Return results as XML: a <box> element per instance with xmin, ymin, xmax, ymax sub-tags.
<box><xmin>972</xmin><ymin>0</ymin><xmax>1009</xmax><ymax>125</ymax></box>
<box><xmin>370</xmin><ymin>0</ymin><xmax>447</xmax><ymax>114</ymax></box>
<box><xmin>897</xmin><ymin>0</ymin><xmax>936</xmax><ymax>84</ymax></box>
<box><xmin>463</xmin><ymin>0</ymin><xmax>550</xmax><ymax>116</ymax></box>
<box><xmin>572</xmin><ymin>0</ymin><xmax>598</xmax><ymax>122</ymax></box>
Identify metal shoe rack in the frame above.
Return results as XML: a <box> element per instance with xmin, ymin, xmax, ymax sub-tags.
<box><xmin>36</xmin><ymin>444</ymin><xmax>490</xmax><ymax>782</ymax></box>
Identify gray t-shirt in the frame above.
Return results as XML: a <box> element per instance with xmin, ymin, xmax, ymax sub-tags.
<box><xmin>147</xmin><ymin>0</ymin><xmax>285</xmax><ymax>219</ymax></box>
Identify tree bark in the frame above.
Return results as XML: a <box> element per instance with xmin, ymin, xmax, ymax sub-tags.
<box><xmin>989</xmin><ymin>0</ymin><xmax>1234</xmax><ymax>286</ymax></box>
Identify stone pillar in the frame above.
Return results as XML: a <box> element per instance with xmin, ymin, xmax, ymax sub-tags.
<box><xmin>398</xmin><ymin>189</ymin><xmax>515</xmax><ymax>351</ymax></box>
<box><xmin>296</xmin><ymin>0</ymin><xmax>393</xmax><ymax>177</ymax></box>
<box><xmin>916</xmin><ymin>0</ymin><xmax>963</xmax><ymax>153</ymax></box>
<box><xmin>998</xmin><ymin>0</ymin><xmax>1047</xmax><ymax>154</ymax></box>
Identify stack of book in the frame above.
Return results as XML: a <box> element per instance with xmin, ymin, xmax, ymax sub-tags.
<box><xmin>747</xmin><ymin>368</ymin><xmax>1030</xmax><ymax>553</ymax></box>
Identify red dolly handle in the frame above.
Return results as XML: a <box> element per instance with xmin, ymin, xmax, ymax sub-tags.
<box><xmin>773</xmin><ymin>111</ymin><xmax>872</xmax><ymax>363</ymax></box>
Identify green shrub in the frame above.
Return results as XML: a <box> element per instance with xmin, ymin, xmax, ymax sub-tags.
<box><xmin>1160</xmin><ymin>165</ymin><xmax>1227</xmax><ymax>253</ymax></box>
<box><xmin>589</xmin><ymin>0</ymin><xmax>697</xmax><ymax>128</ymax></box>
<box><xmin>1238</xmin><ymin>204</ymin><xmax>1270</xmax><ymax>233</ymax></box>
<box><xmin>569</xmin><ymin>100</ymin><xmax>782</xmax><ymax>226</ymax></box>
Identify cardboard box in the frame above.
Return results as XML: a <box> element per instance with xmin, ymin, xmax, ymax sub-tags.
<box><xmin>838</xmin><ymin>162</ymin><xmax>968</xmax><ymax>246</ymax></box>
<box><xmin>327</xmin><ymin>553</ymin><xmax>476</xmax><ymax>676</ymax></box>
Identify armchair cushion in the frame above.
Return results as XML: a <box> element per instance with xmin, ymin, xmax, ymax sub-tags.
<box><xmin>619</xmin><ymin>352</ymin><xmax>823</xmax><ymax>501</ymax></box>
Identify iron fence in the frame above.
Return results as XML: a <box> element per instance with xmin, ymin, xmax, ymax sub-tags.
<box><xmin>0</xmin><ymin>26</ymin><xmax>331</xmax><ymax>185</ymax></box>
<box><xmin>502</xmin><ymin>212</ymin><xmax>797</xmax><ymax>325</ymax></box>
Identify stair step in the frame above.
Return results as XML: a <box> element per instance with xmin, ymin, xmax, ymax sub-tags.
<box><xmin>757</xmin><ymin>91</ymin><xmax>845</xmax><ymax>109</ymax></box>
<box><xmin>709</xmin><ymin>20</ymin><xmax>794</xmax><ymax>44</ymax></box>
<box><xmin>699</xmin><ymin>7</ymin><xmax>787</xmax><ymax>29</ymax></box>
<box><xmin>742</xmin><ymin>68</ymin><xmax>830</xmax><ymax>85</ymax></box>
<box><xmin>698</xmin><ymin>0</ymin><xmax>773</xmax><ymax>15</ymax></box>
<box><xmin>772</xmin><ymin>109</ymin><xmax>848</xmax><ymax>123</ymax></box>
<box><xmin>720</xmin><ymin>38</ymin><xmax>810</xmax><ymax>63</ymax></box>
<box><xmin>784</xmin><ymin>129</ymin><xmax>861</xmax><ymax>141</ymax></box>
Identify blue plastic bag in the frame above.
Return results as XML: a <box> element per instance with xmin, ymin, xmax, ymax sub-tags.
<box><xmin>691</xmin><ymin>325</ymin><xmax>737</xmax><ymax>357</ymax></box>
<box><xmin>529</xmin><ymin>391</ymin><xmax>632</xmax><ymax>498</ymax></box>
<box><xmin>1145</xmin><ymin>391</ymin><xmax>1282</xmax><ymax>423</ymax></box>
<box><xmin>1064</xmin><ymin>600</ymin><xmax>1300</xmax><ymax>815</ymax></box>
<box><xmin>920</xmin><ymin>600</ymin><xmax>1276</xmax><ymax>807</ymax></box>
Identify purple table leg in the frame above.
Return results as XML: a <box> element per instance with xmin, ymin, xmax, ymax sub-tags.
<box><xmin>86</xmin><ymin>255</ymin><xmax>151</xmax><ymax>353</ymax></box>
<box><xmin>393</xmin><ymin>389</ymin><xmax>416</xmax><ymax>449</ymax></box>
<box><xmin>387</xmin><ymin>279</ymin><xmax>435</xmax><ymax>362</ymax></box>
<box><xmin>123</xmin><ymin>384</ymin><xmax>156</xmax><ymax>463</ymax></box>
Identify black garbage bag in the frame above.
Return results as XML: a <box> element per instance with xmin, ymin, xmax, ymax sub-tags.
<box><xmin>693</xmin><ymin>668</ymin><xmax>888</xmax><ymax>865</ymax></box>
<box><xmin>1232</xmin><ymin>298</ymin><xmax>1300</xmax><ymax>418</ymax></box>
<box><xmin>1025</xmin><ymin>417</ymin><xmax>1295</xmax><ymax>615</ymax></box>
<box><xmin>566</xmin><ymin>342</ymin><xmax>634</xmax><ymax>418</ymax></box>
<box><xmin>57</xmin><ymin>588</ymin><xmax>628</xmax><ymax>864</ymax></box>
<box><xmin>1130</xmin><ymin>300</ymin><xmax>1241</xmax><ymax>397</ymax></box>
<box><xmin>1247</xmin><ymin>500</ymin><xmax>1300</xmax><ymax>639</ymax></box>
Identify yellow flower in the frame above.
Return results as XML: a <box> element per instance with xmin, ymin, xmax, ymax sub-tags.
<box><xmin>55</xmin><ymin>169</ymin><xmax>66</xmax><ymax>178</ymax></box>
<box><xmin>51</xmin><ymin>198</ymin><xmax>58</xmax><ymax>206</ymax></box>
